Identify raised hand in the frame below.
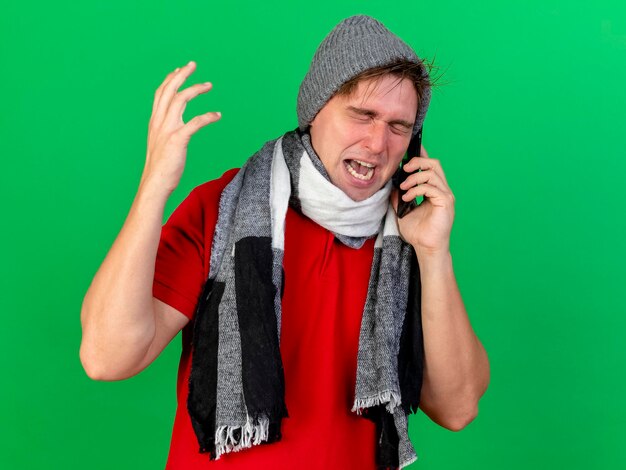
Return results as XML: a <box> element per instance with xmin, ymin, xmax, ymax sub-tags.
<box><xmin>141</xmin><ymin>60</ymin><xmax>221</xmax><ymax>195</ymax></box>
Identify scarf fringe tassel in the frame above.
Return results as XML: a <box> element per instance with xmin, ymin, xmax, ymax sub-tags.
<box><xmin>215</xmin><ymin>415</ymin><xmax>270</xmax><ymax>459</ymax></box>
<box><xmin>352</xmin><ymin>389</ymin><xmax>402</xmax><ymax>415</ymax></box>
<box><xmin>401</xmin><ymin>454</ymin><xmax>418</xmax><ymax>469</ymax></box>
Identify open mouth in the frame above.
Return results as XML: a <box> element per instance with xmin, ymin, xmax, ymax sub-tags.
<box><xmin>344</xmin><ymin>159</ymin><xmax>375</xmax><ymax>181</ymax></box>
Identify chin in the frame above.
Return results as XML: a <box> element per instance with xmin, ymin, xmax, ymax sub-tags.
<box><xmin>344</xmin><ymin>187</ymin><xmax>377</xmax><ymax>202</ymax></box>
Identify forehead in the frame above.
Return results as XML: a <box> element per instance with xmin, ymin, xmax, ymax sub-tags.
<box><xmin>336</xmin><ymin>75</ymin><xmax>418</xmax><ymax>118</ymax></box>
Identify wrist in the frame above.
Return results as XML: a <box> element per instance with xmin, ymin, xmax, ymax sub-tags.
<box><xmin>135</xmin><ymin>177</ymin><xmax>171</xmax><ymax>212</ymax></box>
<box><xmin>412</xmin><ymin>241</ymin><xmax>450</xmax><ymax>260</ymax></box>
<box><xmin>138</xmin><ymin>173</ymin><xmax>174</xmax><ymax>200</ymax></box>
<box><xmin>414</xmin><ymin>247</ymin><xmax>453</xmax><ymax>271</ymax></box>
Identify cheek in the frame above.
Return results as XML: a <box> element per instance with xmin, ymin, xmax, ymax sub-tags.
<box><xmin>389</xmin><ymin>135</ymin><xmax>410</xmax><ymax>161</ymax></box>
<box><xmin>326</xmin><ymin>123</ymin><xmax>361</xmax><ymax>155</ymax></box>
<box><xmin>340</xmin><ymin>122</ymin><xmax>371</xmax><ymax>149</ymax></box>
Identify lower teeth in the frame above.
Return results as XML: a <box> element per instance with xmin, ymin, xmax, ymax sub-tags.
<box><xmin>346</xmin><ymin>161</ymin><xmax>374</xmax><ymax>181</ymax></box>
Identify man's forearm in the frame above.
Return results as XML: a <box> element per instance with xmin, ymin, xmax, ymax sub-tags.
<box><xmin>415</xmin><ymin>250</ymin><xmax>490</xmax><ymax>430</ymax></box>
<box><xmin>80</xmin><ymin>179</ymin><xmax>169</xmax><ymax>380</ymax></box>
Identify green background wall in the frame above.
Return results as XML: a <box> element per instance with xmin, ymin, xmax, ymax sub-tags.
<box><xmin>2</xmin><ymin>0</ymin><xmax>625</xmax><ymax>468</ymax></box>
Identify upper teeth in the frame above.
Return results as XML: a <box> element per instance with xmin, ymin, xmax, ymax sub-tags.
<box><xmin>354</xmin><ymin>160</ymin><xmax>374</xmax><ymax>168</ymax></box>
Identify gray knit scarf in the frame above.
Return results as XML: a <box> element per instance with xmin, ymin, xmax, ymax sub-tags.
<box><xmin>187</xmin><ymin>129</ymin><xmax>425</xmax><ymax>469</ymax></box>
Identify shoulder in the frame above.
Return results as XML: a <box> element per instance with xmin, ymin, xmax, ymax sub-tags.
<box><xmin>189</xmin><ymin>168</ymin><xmax>241</xmax><ymax>204</ymax></box>
<box><xmin>164</xmin><ymin>168</ymin><xmax>241</xmax><ymax>228</ymax></box>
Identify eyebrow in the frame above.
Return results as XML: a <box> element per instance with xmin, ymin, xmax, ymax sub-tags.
<box><xmin>346</xmin><ymin>106</ymin><xmax>414</xmax><ymax>129</ymax></box>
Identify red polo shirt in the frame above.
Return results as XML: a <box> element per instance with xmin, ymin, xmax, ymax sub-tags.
<box><xmin>153</xmin><ymin>168</ymin><xmax>378</xmax><ymax>469</ymax></box>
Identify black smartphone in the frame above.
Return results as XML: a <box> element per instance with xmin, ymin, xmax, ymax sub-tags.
<box><xmin>395</xmin><ymin>126</ymin><xmax>423</xmax><ymax>218</ymax></box>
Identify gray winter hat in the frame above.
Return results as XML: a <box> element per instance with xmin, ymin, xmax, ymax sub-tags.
<box><xmin>297</xmin><ymin>15</ymin><xmax>431</xmax><ymax>137</ymax></box>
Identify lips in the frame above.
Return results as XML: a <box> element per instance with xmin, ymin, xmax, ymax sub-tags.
<box><xmin>344</xmin><ymin>159</ymin><xmax>375</xmax><ymax>181</ymax></box>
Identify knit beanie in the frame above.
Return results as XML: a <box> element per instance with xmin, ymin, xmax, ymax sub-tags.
<box><xmin>297</xmin><ymin>15</ymin><xmax>432</xmax><ymax>137</ymax></box>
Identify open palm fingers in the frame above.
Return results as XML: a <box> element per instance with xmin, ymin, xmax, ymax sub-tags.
<box><xmin>148</xmin><ymin>61</ymin><xmax>221</xmax><ymax>147</ymax></box>
<box><xmin>150</xmin><ymin>61</ymin><xmax>197</xmax><ymax>129</ymax></box>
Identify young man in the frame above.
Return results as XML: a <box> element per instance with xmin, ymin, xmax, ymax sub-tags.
<box><xmin>80</xmin><ymin>15</ymin><xmax>489</xmax><ymax>470</ymax></box>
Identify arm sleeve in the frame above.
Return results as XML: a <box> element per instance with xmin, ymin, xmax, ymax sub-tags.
<box><xmin>153</xmin><ymin>188</ymin><xmax>206</xmax><ymax>320</ymax></box>
<box><xmin>152</xmin><ymin>168</ymin><xmax>240</xmax><ymax>321</ymax></box>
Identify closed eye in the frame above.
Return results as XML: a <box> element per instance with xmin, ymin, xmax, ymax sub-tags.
<box><xmin>354</xmin><ymin>115</ymin><xmax>372</xmax><ymax>123</ymax></box>
<box><xmin>390</xmin><ymin>122</ymin><xmax>412</xmax><ymax>135</ymax></box>
<box><xmin>346</xmin><ymin>106</ymin><xmax>412</xmax><ymax>133</ymax></box>
<box><xmin>348</xmin><ymin>108</ymin><xmax>376</xmax><ymax>122</ymax></box>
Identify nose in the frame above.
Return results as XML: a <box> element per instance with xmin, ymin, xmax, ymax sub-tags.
<box><xmin>365</xmin><ymin>120</ymin><xmax>389</xmax><ymax>155</ymax></box>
